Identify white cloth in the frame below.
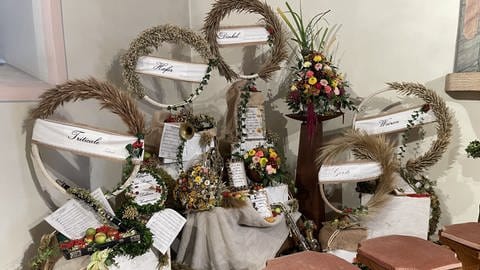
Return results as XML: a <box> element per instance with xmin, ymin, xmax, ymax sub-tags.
<box><xmin>177</xmin><ymin>205</ymin><xmax>291</xmax><ymax>270</ymax></box>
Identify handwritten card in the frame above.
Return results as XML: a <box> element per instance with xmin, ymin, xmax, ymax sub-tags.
<box><xmin>90</xmin><ymin>188</ymin><xmax>115</xmax><ymax>216</ymax></box>
<box><xmin>228</xmin><ymin>161</ymin><xmax>248</xmax><ymax>188</ymax></box>
<box><xmin>217</xmin><ymin>26</ymin><xmax>269</xmax><ymax>46</ymax></box>
<box><xmin>135</xmin><ymin>56</ymin><xmax>208</xmax><ymax>83</ymax></box>
<box><xmin>131</xmin><ymin>172</ymin><xmax>163</xmax><ymax>206</ymax></box>
<box><xmin>45</xmin><ymin>200</ymin><xmax>103</xmax><ymax>239</ymax></box>
<box><xmin>244</xmin><ymin>107</ymin><xmax>265</xmax><ymax>140</ymax></box>
<box><xmin>249</xmin><ymin>189</ymin><xmax>272</xmax><ymax>218</ymax></box>
<box><xmin>146</xmin><ymin>209</ymin><xmax>186</xmax><ymax>254</ymax></box>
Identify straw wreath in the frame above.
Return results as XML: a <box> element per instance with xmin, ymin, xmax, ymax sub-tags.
<box><xmin>203</xmin><ymin>0</ymin><xmax>288</xmax><ymax>81</ymax></box>
<box><xmin>317</xmin><ymin>129</ymin><xmax>399</xmax><ymax>213</ymax></box>
<box><xmin>30</xmin><ymin>78</ymin><xmax>145</xmax><ymax>136</ymax></box>
<box><xmin>122</xmin><ymin>24</ymin><xmax>215</xmax><ymax>105</ymax></box>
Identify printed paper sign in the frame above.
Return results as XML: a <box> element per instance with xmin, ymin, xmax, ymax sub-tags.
<box><xmin>45</xmin><ymin>200</ymin><xmax>103</xmax><ymax>239</ymax></box>
<box><xmin>146</xmin><ymin>209</ymin><xmax>186</xmax><ymax>254</ymax></box>
<box><xmin>217</xmin><ymin>26</ymin><xmax>269</xmax><ymax>46</ymax></box>
<box><xmin>32</xmin><ymin>119</ymin><xmax>141</xmax><ymax>161</ymax></box>
<box><xmin>318</xmin><ymin>161</ymin><xmax>382</xmax><ymax>184</ymax></box>
<box><xmin>265</xmin><ymin>184</ymin><xmax>289</xmax><ymax>204</ymax></box>
<box><xmin>249</xmin><ymin>189</ymin><xmax>272</xmax><ymax>218</ymax></box>
<box><xmin>244</xmin><ymin>107</ymin><xmax>265</xmax><ymax>140</ymax></box>
<box><xmin>90</xmin><ymin>188</ymin><xmax>115</xmax><ymax>216</ymax></box>
<box><xmin>158</xmin><ymin>123</ymin><xmax>213</xmax><ymax>162</ymax></box>
<box><xmin>355</xmin><ymin>106</ymin><xmax>436</xmax><ymax>135</ymax></box>
<box><xmin>135</xmin><ymin>56</ymin><xmax>208</xmax><ymax>83</ymax></box>
<box><xmin>228</xmin><ymin>161</ymin><xmax>248</xmax><ymax>188</ymax></box>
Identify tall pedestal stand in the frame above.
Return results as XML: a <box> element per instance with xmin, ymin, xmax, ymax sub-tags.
<box><xmin>288</xmin><ymin>113</ymin><xmax>342</xmax><ymax>229</ymax></box>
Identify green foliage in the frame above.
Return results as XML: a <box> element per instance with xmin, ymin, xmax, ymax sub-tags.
<box><xmin>466</xmin><ymin>140</ymin><xmax>480</xmax><ymax>158</ymax></box>
<box><xmin>30</xmin><ymin>246</ymin><xmax>59</xmax><ymax>270</ymax></box>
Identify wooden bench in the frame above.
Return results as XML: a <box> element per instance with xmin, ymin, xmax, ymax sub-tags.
<box><xmin>356</xmin><ymin>235</ymin><xmax>462</xmax><ymax>270</ymax></box>
<box><xmin>440</xmin><ymin>222</ymin><xmax>480</xmax><ymax>270</ymax></box>
<box><xmin>265</xmin><ymin>251</ymin><xmax>359</xmax><ymax>270</ymax></box>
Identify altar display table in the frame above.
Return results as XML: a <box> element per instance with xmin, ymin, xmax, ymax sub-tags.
<box><xmin>177</xmin><ymin>205</ymin><xmax>297</xmax><ymax>270</ymax></box>
<box><xmin>440</xmin><ymin>222</ymin><xmax>480</xmax><ymax>270</ymax></box>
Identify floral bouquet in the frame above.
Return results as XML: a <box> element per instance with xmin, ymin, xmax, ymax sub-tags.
<box><xmin>279</xmin><ymin>3</ymin><xmax>356</xmax><ymax>136</ymax></box>
<box><xmin>174</xmin><ymin>164</ymin><xmax>221</xmax><ymax>211</ymax></box>
<box><xmin>286</xmin><ymin>51</ymin><xmax>355</xmax><ymax>116</ymax></box>
<box><xmin>243</xmin><ymin>146</ymin><xmax>287</xmax><ymax>186</ymax></box>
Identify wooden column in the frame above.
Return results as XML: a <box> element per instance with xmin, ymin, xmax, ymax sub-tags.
<box><xmin>295</xmin><ymin>122</ymin><xmax>325</xmax><ymax>228</ymax></box>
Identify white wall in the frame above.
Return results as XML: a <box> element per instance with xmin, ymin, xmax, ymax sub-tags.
<box><xmin>2</xmin><ymin>0</ymin><xmax>478</xmax><ymax>269</ymax></box>
<box><xmin>0</xmin><ymin>0</ymin><xmax>48</xmax><ymax>81</ymax></box>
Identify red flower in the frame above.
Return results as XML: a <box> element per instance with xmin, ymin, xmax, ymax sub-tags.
<box><xmin>96</xmin><ymin>225</ymin><xmax>111</xmax><ymax>234</ymax></box>
<box><xmin>164</xmin><ymin>114</ymin><xmax>177</xmax><ymax>123</ymax></box>
<box><xmin>249</xmin><ymin>85</ymin><xmax>259</xmax><ymax>92</ymax></box>
<box><xmin>266</xmin><ymin>27</ymin><xmax>274</xmax><ymax>34</ymax></box>
<box><xmin>59</xmin><ymin>241</ymin><xmax>75</xmax><ymax>249</ymax></box>
<box><xmin>132</xmin><ymin>140</ymin><xmax>143</xmax><ymax>149</ymax></box>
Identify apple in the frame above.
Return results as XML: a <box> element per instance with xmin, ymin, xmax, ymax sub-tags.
<box><xmin>94</xmin><ymin>232</ymin><xmax>107</xmax><ymax>244</ymax></box>
<box><xmin>85</xmin><ymin>227</ymin><xmax>96</xmax><ymax>237</ymax></box>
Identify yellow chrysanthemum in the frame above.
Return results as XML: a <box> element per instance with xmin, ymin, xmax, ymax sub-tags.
<box><xmin>331</xmin><ymin>80</ymin><xmax>338</xmax><ymax>88</ymax></box>
<box><xmin>260</xmin><ymin>157</ymin><xmax>268</xmax><ymax>167</ymax></box>
<box><xmin>270</xmin><ymin>152</ymin><xmax>278</xmax><ymax>159</ymax></box>
<box><xmin>308</xmin><ymin>77</ymin><xmax>318</xmax><ymax>85</ymax></box>
<box><xmin>313</xmin><ymin>55</ymin><xmax>322</xmax><ymax>62</ymax></box>
<box><xmin>268</xmin><ymin>148</ymin><xmax>274</xmax><ymax>153</ymax></box>
<box><xmin>194</xmin><ymin>176</ymin><xmax>202</xmax><ymax>183</ymax></box>
<box><xmin>290</xmin><ymin>84</ymin><xmax>297</xmax><ymax>91</ymax></box>
<box><xmin>248</xmin><ymin>149</ymin><xmax>256</xmax><ymax>156</ymax></box>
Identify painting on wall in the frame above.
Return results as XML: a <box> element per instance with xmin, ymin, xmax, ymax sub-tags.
<box><xmin>454</xmin><ymin>0</ymin><xmax>480</xmax><ymax>72</ymax></box>
<box><xmin>445</xmin><ymin>0</ymin><xmax>480</xmax><ymax>95</ymax></box>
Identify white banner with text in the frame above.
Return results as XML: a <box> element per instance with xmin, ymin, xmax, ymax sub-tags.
<box><xmin>355</xmin><ymin>106</ymin><xmax>436</xmax><ymax>135</ymax></box>
<box><xmin>217</xmin><ymin>26</ymin><xmax>269</xmax><ymax>46</ymax></box>
<box><xmin>319</xmin><ymin>161</ymin><xmax>382</xmax><ymax>184</ymax></box>
<box><xmin>32</xmin><ymin>119</ymin><xmax>141</xmax><ymax>161</ymax></box>
<box><xmin>135</xmin><ymin>56</ymin><xmax>208</xmax><ymax>83</ymax></box>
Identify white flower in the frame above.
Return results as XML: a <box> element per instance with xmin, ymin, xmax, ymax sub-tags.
<box><xmin>334</xmin><ymin>87</ymin><xmax>340</xmax><ymax>95</ymax></box>
<box><xmin>303</xmin><ymin>61</ymin><xmax>312</xmax><ymax>68</ymax></box>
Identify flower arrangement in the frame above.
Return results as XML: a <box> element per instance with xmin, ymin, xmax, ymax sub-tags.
<box><xmin>174</xmin><ymin>164</ymin><xmax>221</xmax><ymax>211</ymax></box>
<box><xmin>286</xmin><ymin>51</ymin><xmax>355</xmax><ymax>116</ymax></box>
<box><xmin>279</xmin><ymin>3</ymin><xmax>356</xmax><ymax>121</ymax></box>
<box><xmin>243</xmin><ymin>146</ymin><xmax>287</xmax><ymax>186</ymax></box>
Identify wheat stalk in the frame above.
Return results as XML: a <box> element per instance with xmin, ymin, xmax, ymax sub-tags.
<box><xmin>30</xmin><ymin>78</ymin><xmax>145</xmax><ymax>136</ymax></box>
<box><xmin>203</xmin><ymin>0</ymin><xmax>288</xmax><ymax>81</ymax></box>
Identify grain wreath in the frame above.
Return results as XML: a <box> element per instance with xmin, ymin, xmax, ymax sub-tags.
<box><xmin>316</xmin><ymin>130</ymin><xmax>399</xmax><ymax>216</ymax></box>
<box><xmin>203</xmin><ymin>0</ymin><xmax>288</xmax><ymax>81</ymax></box>
<box><xmin>122</xmin><ymin>24</ymin><xmax>217</xmax><ymax>110</ymax></box>
<box><xmin>30</xmin><ymin>78</ymin><xmax>146</xmax><ymax>203</ymax></box>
